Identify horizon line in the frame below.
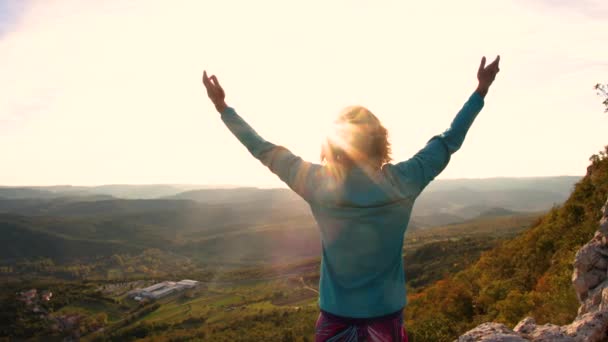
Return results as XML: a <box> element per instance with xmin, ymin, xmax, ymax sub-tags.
<box><xmin>0</xmin><ymin>174</ymin><xmax>584</xmax><ymax>188</ymax></box>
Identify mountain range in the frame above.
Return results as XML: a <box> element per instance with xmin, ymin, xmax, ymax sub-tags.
<box><xmin>0</xmin><ymin>176</ymin><xmax>580</xmax><ymax>266</ymax></box>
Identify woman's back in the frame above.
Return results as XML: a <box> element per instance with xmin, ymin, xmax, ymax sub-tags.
<box><xmin>217</xmin><ymin>90</ymin><xmax>484</xmax><ymax>317</ymax></box>
<box><xmin>311</xmin><ymin>165</ymin><xmax>417</xmax><ymax>317</ymax></box>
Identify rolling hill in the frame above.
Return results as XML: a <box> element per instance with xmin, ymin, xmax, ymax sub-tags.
<box><xmin>0</xmin><ymin>214</ymin><xmax>137</xmax><ymax>262</ymax></box>
<box><xmin>0</xmin><ymin>176</ymin><xmax>578</xmax><ymax>267</ymax></box>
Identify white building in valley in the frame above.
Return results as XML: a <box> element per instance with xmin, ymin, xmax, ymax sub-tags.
<box><xmin>129</xmin><ymin>279</ymin><xmax>199</xmax><ymax>300</ymax></box>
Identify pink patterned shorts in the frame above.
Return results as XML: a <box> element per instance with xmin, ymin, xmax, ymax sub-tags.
<box><xmin>315</xmin><ymin>309</ymin><xmax>408</xmax><ymax>342</ymax></box>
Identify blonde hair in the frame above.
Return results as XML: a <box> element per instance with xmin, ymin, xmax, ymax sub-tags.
<box><xmin>320</xmin><ymin>106</ymin><xmax>392</xmax><ymax>170</ymax></box>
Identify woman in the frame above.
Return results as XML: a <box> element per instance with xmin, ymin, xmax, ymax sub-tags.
<box><xmin>202</xmin><ymin>56</ymin><xmax>500</xmax><ymax>342</ymax></box>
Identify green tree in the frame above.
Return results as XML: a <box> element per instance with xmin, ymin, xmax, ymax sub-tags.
<box><xmin>111</xmin><ymin>254</ymin><xmax>124</xmax><ymax>266</ymax></box>
<box><xmin>281</xmin><ymin>330</ymin><xmax>295</xmax><ymax>342</ymax></box>
<box><xmin>96</xmin><ymin>312</ymin><xmax>108</xmax><ymax>326</ymax></box>
<box><xmin>595</xmin><ymin>83</ymin><xmax>608</xmax><ymax>112</ymax></box>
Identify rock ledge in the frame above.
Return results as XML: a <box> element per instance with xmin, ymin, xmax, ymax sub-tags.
<box><xmin>456</xmin><ymin>198</ymin><xmax>608</xmax><ymax>342</ymax></box>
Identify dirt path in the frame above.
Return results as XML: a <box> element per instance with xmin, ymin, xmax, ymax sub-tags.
<box><xmin>299</xmin><ymin>277</ymin><xmax>319</xmax><ymax>294</ymax></box>
<box><xmin>199</xmin><ymin>269</ymin><xmax>312</xmax><ymax>286</ymax></box>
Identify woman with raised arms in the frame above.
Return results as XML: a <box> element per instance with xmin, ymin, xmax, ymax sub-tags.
<box><xmin>202</xmin><ymin>55</ymin><xmax>500</xmax><ymax>342</ymax></box>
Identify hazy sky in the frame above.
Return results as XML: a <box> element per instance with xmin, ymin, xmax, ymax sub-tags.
<box><xmin>1</xmin><ymin>0</ymin><xmax>607</xmax><ymax>187</ymax></box>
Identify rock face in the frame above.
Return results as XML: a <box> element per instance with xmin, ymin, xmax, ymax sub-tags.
<box><xmin>456</xmin><ymin>197</ymin><xmax>608</xmax><ymax>342</ymax></box>
<box><xmin>458</xmin><ymin>323</ymin><xmax>528</xmax><ymax>342</ymax></box>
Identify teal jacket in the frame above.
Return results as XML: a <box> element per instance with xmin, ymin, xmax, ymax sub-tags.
<box><xmin>220</xmin><ymin>92</ymin><xmax>485</xmax><ymax>318</ymax></box>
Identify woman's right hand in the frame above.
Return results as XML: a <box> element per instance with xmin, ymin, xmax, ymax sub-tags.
<box><xmin>202</xmin><ymin>71</ymin><xmax>227</xmax><ymax>113</ymax></box>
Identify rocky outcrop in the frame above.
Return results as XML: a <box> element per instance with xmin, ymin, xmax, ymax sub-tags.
<box><xmin>456</xmin><ymin>198</ymin><xmax>608</xmax><ymax>342</ymax></box>
<box><xmin>458</xmin><ymin>323</ymin><xmax>528</xmax><ymax>341</ymax></box>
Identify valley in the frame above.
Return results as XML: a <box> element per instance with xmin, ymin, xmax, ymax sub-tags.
<box><xmin>0</xmin><ymin>176</ymin><xmax>583</xmax><ymax>340</ymax></box>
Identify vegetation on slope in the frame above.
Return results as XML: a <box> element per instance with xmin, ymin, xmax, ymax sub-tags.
<box><xmin>404</xmin><ymin>213</ymin><xmax>541</xmax><ymax>290</ymax></box>
<box><xmin>404</xmin><ymin>146</ymin><xmax>608</xmax><ymax>342</ymax></box>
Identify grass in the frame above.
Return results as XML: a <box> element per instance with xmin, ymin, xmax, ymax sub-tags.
<box><xmin>209</xmin><ymin>294</ymin><xmax>243</xmax><ymax>307</ymax></box>
<box><xmin>106</xmin><ymin>268</ymin><xmax>123</xmax><ymax>280</ymax></box>
<box><xmin>143</xmin><ymin>304</ymin><xmax>191</xmax><ymax>323</ymax></box>
<box><xmin>54</xmin><ymin>299</ymin><xmax>123</xmax><ymax>322</ymax></box>
<box><xmin>139</xmin><ymin>292</ymin><xmax>244</xmax><ymax>324</ymax></box>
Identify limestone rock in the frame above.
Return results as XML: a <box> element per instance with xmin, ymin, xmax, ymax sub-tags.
<box><xmin>512</xmin><ymin>317</ymin><xmax>536</xmax><ymax>336</ymax></box>
<box><xmin>457</xmin><ymin>196</ymin><xmax>608</xmax><ymax>342</ymax></box>
<box><xmin>563</xmin><ymin>311</ymin><xmax>608</xmax><ymax>342</ymax></box>
<box><xmin>513</xmin><ymin>317</ymin><xmax>572</xmax><ymax>342</ymax></box>
<box><xmin>600</xmin><ymin>198</ymin><xmax>608</xmax><ymax>236</ymax></box>
<box><xmin>525</xmin><ymin>325</ymin><xmax>571</xmax><ymax>342</ymax></box>
<box><xmin>600</xmin><ymin>216</ymin><xmax>608</xmax><ymax>236</ymax></box>
<box><xmin>457</xmin><ymin>323</ymin><xmax>527</xmax><ymax>342</ymax></box>
<box><xmin>578</xmin><ymin>279</ymin><xmax>608</xmax><ymax>316</ymax></box>
<box><xmin>598</xmin><ymin>287</ymin><xmax>608</xmax><ymax>312</ymax></box>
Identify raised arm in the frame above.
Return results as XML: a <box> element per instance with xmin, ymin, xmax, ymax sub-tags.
<box><xmin>202</xmin><ymin>71</ymin><xmax>320</xmax><ymax>201</ymax></box>
<box><xmin>392</xmin><ymin>56</ymin><xmax>500</xmax><ymax>194</ymax></box>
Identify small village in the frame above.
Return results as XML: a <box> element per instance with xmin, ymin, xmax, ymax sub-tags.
<box><xmin>18</xmin><ymin>288</ymin><xmax>53</xmax><ymax>313</ymax></box>
<box><xmin>14</xmin><ymin>279</ymin><xmax>201</xmax><ymax>340</ymax></box>
<box><xmin>17</xmin><ymin>287</ymin><xmax>102</xmax><ymax>338</ymax></box>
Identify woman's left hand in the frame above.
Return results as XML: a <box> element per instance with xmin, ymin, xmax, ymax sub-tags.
<box><xmin>202</xmin><ymin>71</ymin><xmax>227</xmax><ymax>113</ymax></box>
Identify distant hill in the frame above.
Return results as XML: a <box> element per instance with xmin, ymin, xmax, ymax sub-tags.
<box><xmin>476</xmin><ymin>207</ymin><xmax>518</xmax><ymax>218</ymax></box>
<box><xmin>165</xmin><ymin>187</ymin><xmax>301</xmax><ymax>204</ymax></box>
<box><xmin>409</xmin><ymin>212</ymin><xmax>466</xmax><ymax>227</ymax></box>
<box><xmin>0</xmin><ymin>184</ymin><xmax>239</xmax><ymax>200</ymax></box>
<box><xmin>0</xmin><ymin>187</ymin><xmax>59</xmax><ymax>199</ymax></box>
<box><xmin>0</xmin><ymin>196</ymin><xmax>315</xmax><ymax>264</ymax></box>
<box><xmin>0</xmin><ymin>198</ymin><xmax>199</xmax><ymax>217</ymax></box>
<box><xmin>0</xmin><ymin>176</ymin><xmax>579</xmax><ymax>230</ymax></box>
<box><xmin>166</xmin><ymin>177</ymin><xmax>579</xmax><ymax>225</ymax></box>
<box><xmin>0</xmin><ymin>176</ymin><xmax>579</xmax><ymax>203</ymax></box>
<box><xmin>413</xmin><ymin>186</ymin><xmax>573</xmax><ymax>221</ymax></box>
<box><xmin>0</xmin><ymin>214</ymin><xmax>136</xmax><ymax>262</ymax></box>
<box><xmin>0</xmin><ymin>176</ymin><xmax>580</xmax><ymax>266</ymax></box>
<box><xmin>0</xmin><ymin>197</ymin><xmax>540</xmax><ymax>268</ymax></box>
<box><xmin>75</xmin><ymin>184</ymin><xmax>205</xmax><ymax>199</ymax></box>
<box><xmin>424</xmin><ymin>176</ymin><xmax>580</xmax><ymax>193</ymax></box>
<box><xmin>0</xmin><ymin>176</ymin><xmax>578</xmax><ymax>255</ymax></box>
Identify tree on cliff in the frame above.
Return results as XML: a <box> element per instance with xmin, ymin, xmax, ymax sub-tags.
<box><xmin>595</xmin><ymin>83</ymin><xmax>608</xmax><ymax>112</ymax></box>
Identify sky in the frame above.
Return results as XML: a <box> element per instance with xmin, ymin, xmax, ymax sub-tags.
<box><xmin>1</xmin><ymin>0</ymin><xmax>607</xmax><ymax>187</ymax></box>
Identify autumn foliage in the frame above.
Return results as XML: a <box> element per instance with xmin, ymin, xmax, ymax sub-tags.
<box><xmin>405</xmin><ymin>146</ymin><xmax>608</xmax><ymax>342</ymax></box>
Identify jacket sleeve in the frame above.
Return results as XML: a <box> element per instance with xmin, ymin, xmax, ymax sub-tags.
<box><xmin>220</xmin><ymin>107</ymin><xmax>322</xmax><ymax>201</ymax></box>
<box><xmin>391</xmin><ymin>92</ymin><xmax>485</xmax><ymax>195</ymax></box>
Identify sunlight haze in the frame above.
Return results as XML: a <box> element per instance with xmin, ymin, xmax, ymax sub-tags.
<box><xmin>1</xmin><ymin>0</ymin><xmax>607</xmax><ymax>186</ymax></box>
